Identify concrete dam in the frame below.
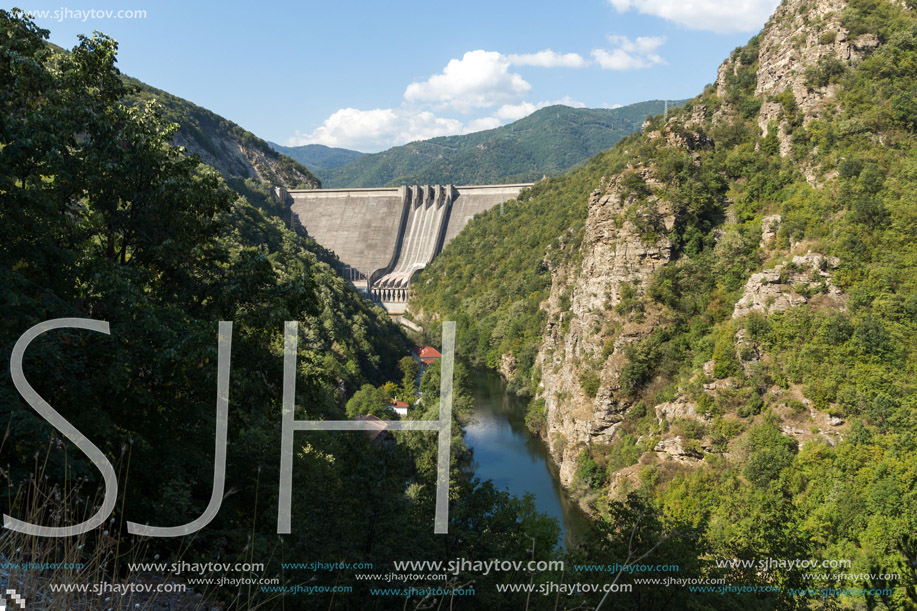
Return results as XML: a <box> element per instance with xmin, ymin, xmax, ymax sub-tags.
<box><xmin>288</xmin><ymin>183</ymin><xmax>532</xmax><ymax>312</ymax></box>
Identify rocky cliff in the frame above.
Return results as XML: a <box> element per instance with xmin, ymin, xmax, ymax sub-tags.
<box><xmin>534</xmin><ymin>0</ymin><xmax>891</xmax><ymax>486</ymax></box>
<box><xmin>126</xmin><ymin>77</ymin><xmax>320</xmax><ymax>190</ymax></box>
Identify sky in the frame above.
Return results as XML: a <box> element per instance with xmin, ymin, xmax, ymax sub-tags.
<box><xmin>20</xmin><ymin>0</ymin><xmax>782</xmax><ymax>153</ymax></box>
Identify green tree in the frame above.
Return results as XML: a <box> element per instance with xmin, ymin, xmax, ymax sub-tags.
<box><xmin>345</xmin><ymin>384</ymin><xmax>392</xmax><ymax>419</ymax></box>
<box><xmin>398</xmin><ymin>355</ymin><xmax>419</xmax><ymax>401</ymax></box>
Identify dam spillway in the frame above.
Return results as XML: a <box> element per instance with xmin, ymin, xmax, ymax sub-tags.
<box><xmin>288</xmin><ymin>183</ymin><xmax>532</xmax><ymax>312</ymax></box>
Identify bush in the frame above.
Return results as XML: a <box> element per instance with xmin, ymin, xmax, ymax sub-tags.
<box><xmin>575</xmin><ymin>450</ymin><xmax>604</xmax><ymax>489</ymax></box>
<box><xmin>525</xmin><ymin>398</ymin><xmax>546</xmax><ymax>433</ymax></box>
<box><xmin>605</xmin><ymin>434</ymin><xmax>642</xmax><ymax>474</ymax></box>
<box><xmin>853</xmin><ymin>316</ymin><xmax>889</xmax><ymax>355</ymax></box>
<box><xmin>742</xmin><ymin>422</ymin><xmax>798</xmax><ymax>487</ymax></box>
<box><xmin>580</xmin><ymin>371</ymin><xmax>601</xmax><ymax>398</ymax></box>
<box><xmin>805</xmin><ymin>55</ymin><xmax>847</xmax><ymax>89</ymax></box>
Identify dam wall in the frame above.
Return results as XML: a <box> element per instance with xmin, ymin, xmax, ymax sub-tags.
<box><xmin>289</xmin><ymin>187</ymin><xmax>409</xmax><ymax>286</ymax></box>
<box><xmin>289</xmin><ymin>183</ymin><xmax>532</xmax><ymax>309</ymax></box>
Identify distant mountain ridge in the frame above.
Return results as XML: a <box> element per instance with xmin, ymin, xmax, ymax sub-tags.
<box><xmin>314</xmin><ymin>101</ymin><xmax>686</xmax><ymax>188</ymax></box>
<box><xmin>268</xmin><ymin>142</ymin><xmax>365</xmax><ymax>174</ymax></box>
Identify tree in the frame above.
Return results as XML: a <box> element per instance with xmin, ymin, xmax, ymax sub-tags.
<box><xmin>345</xmin><ymin>384</ymin><xmax>392</xmax><ymax>419</ymax></box>
<box><xmin>398</xmin><ymin>355</ymin><xmax>419</xmax><ymax>401</ymax></box>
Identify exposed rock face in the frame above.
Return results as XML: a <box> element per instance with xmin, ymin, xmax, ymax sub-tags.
<box><xmin>654</xmin><ymin>437</ymin><xmax>703</xmax><ymax>463</ymax></box>
<box><xmin>760</xmin><ymin>214</ymin><xmax>782</xmax><ymax>248</ymax></box>
<box><xmin>755</xmin><ymin>0</ymin><xmax>878</xmax><ymax>154</ymax></box>
<box><xmin>732</xmin><ymin>252</ymin><xmax>843</xmax><ymax>319</ymax></box>
<box><xmin>173</xmin><ymin>129</ymin><xmax>318</xmax><ymax>189</ymax></box>
<box><xmin>713</xmin><ymin>0</ymin><xmax>880</xmax><ymax>157</ymax></box>
<box><xmin>536</xmin><ymin>165</ymin><xmax>676</xmax><ymax>485</ymax></box>
<box><xmin>655</xmin><ymin>397</ymin><xmax>707</xmax><ymax>426</ymax></box>
<box><xmin>498</xmin><ymin>353</ymin><xmax>518</xmax><ymax>381</ymax></box>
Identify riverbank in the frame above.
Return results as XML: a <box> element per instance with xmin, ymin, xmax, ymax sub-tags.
<box><xmin>463</xmin><ymin>370</ymin><xmax>591</xmax><ymax>549</ymax></box>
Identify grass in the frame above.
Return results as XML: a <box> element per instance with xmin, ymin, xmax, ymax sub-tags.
<box><xmin>0</xmin><ymin>429</ymin><xmax>280</xmax><ymax>610</ymax></box>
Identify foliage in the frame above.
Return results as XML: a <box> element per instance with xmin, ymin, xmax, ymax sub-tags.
<box><xmin>574</xmin><ymin>450</ymin><xmax>604</xmax><ymax>490</ymax></box>
<box><xmin>268</xmin><ymin>142</ymin><xmax>364</xmax><ymax>174</ymax></box>
<box><xmin>345</xmin><ymin>384</ymin><xmax>392</xmax><ymax>418</ymax></box>
<box><xmin>0</xmin><ymin>12</ymin><xmax>565</xmax><ymax>608</ymax></box>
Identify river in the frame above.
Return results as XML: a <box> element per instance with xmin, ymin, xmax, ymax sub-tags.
<box><xmin>463</xmin><ymin>371</ymin><xmax>591</xmax><ymax>549</ymax></box>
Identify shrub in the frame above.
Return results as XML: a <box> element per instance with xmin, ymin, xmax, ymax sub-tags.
<box><xmin>525</xmin><ymin>398</ymin><xmax>546</xmax><ymax>433</ymax></box>
<box><xmin>853</xmin><ymin>316</ymin><xmax>889</xmax><ymax>355</ymax></box>
<box><xmin>805</xmin><ymin>55</ymin><xmax>847</xmax><ymax>89</ymax></box>
<box><xmin>575</xmin><ymin>450</ymin><xmax>604</xmax><ymax>489</ymax></box>
<box><xmin>605</xmin><ymin>434</ymin><xmax>642</xmax><ymax>474</ymax></box>
<box><xmin>742</xmin><ymin>422</ymin><xmax>798</xmax><ymax>487</ymax></box>
<box><xmin>580</xmin><ymin>371</ymin><xmax>601</xmax><ymax>398</ymax></box>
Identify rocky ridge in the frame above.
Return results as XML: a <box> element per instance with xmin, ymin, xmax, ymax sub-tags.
<box><xmin>533</xmin><ymin>0</ymin><xmax>877</xmax><ymax>487</ymax></box>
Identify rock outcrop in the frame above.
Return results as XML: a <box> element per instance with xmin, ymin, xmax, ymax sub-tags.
<box><xmin>172</xmin><ymin>129</ymin><xmax>318</xmax><ymax>190</ymax></box>
<box><xmin>536</xmin><ymin>165</ymin><xmax>675</xmax><ymax>484</ymax></box>
<box><xmin>732</xmin><ymin>252</ymin><xmax>844</xmax><ymax>319</ymax></box>
<box><xmin>713</xmin><ymin>0</ymin><xmax>880</xmax><ymax>158</ymax></box>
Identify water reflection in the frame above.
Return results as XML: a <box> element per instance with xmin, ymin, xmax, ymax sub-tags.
<box><xmin>463</xmin><ymin>371</ymin><xmax>591</xmax><ymax>548</ymax></box>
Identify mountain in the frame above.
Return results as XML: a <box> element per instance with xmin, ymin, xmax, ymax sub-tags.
<box><xmin>125</xmin><ymin>77</ymin><xmax>320</xmax><ymax>190</ymax></box>
<box><xmin>412</xmin><ymin>0</ymin><xmax>917</xmax><ymax>601</ymax></box>
<box><xmin>268</xmin><ymin>142</ymin><xmax>364</xmax><ymax>173</ymax></box>
<box><xmin>320</xmin><ymin>101</ymin><xmax>686</xmax><ymax>187</ymax></box>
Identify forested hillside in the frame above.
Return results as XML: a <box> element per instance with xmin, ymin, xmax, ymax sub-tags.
<box><xmin>321</xmin><ymin>101</ymin><xmax>685</xmax><ymax>187</ymax></box>
<box><xmin>412</xmin><ymin>0</ymin><xmax>917</xmax><ymax>607</ymax></box>
<box><xmin>268</xmin><ymin>142</ymin><xmax>364</xmax><ymax>174</ymax></box>
<box><xmin>0</xmin><ymin>12</ymin><xmax>564</xmax><ymax>609</ymax></box>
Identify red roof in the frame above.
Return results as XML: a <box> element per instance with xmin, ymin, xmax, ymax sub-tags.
<box><xmin>413</xmin><ymin>345</ymin><xmax>442</xmax><ymax>361</ymax></box>
<box><xmin>355</xmin><ymin>414</ymin><xmax>389</xmax><ymax>441</ymax></box>
<box><xmin>391</xmin><ymin>400</ymin><xmax>409</xmax><ymax>408</ymax></box>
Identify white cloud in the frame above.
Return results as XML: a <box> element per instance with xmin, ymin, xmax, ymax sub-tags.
<box><xmin>496</xmin><ymin>96</ymin><xmax>586</xmax><ymax>121</ymax></box>
<box><xmin>507</xmin><ymin>49</ymin><xmax>588</xmax><ymax>68</ymax></box>
<box><xmin>592</xmin><ymin>35</ymin><xmax>667</xmax><ymax>70</ymax></box>
<box><xmin>608</xmin><ymin>0</ymin><xmax>780</xmax><ymax>33</ymax></box>
<box><xmin>289</xmin><ymin>48</ymin><xmax>593</xmax><ymax>151</ymax></box>
<box><xmin>494</xmin><ymin>101</ymin><xmax>541</xmax><ymax>121</ymax></box>
<box><xmin>404</xmin><ymin>50</ymin><xmax>531</xmax><ymax>113</ymax></box>
<box><xmin>288</xmin><ymin>107</ymin><xmax>466</xmax><ymax>152</ymax></box>
<box><xmin>464</xmin><ymin>117</ymin><xmax>504</xmax><ymax>133</ymax></box>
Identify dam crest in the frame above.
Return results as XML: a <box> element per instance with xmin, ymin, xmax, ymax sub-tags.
<box><xmin>288</xmin><ymin>183</ymin><xmax>531</xmax><ymax>313</ymax></box>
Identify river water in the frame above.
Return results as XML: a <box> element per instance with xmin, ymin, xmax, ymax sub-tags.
<box><xmin>464</xmin><ymin>371</ymin><xmax>591</xmax><ymax>549</ymax></box>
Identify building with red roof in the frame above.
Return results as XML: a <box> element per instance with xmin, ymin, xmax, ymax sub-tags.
<box><xmin>390</xmin><ymin>400</ymin><xmax>409</xmax><ymax>417</ymax></box>
<box><xmin>412</xmin><ymin>345</ymin><xmax>442</xmax><ymax>366</ymax></box>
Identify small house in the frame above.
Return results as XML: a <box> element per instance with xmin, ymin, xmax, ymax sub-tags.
<box><xmin>390</xmin><ymin>400</ymin><xmax>409</xmax><ymax>417</ymax></box>
<box><xmin>412</xmin><ymin>345</ymin><xmax>442</xmax><ymax>368</ymax></box>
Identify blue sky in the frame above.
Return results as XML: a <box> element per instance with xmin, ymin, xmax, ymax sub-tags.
<box><xmin>21</xmin><ymin>0</ymin><xmax>781</xmax><ymax>152</ymax></box>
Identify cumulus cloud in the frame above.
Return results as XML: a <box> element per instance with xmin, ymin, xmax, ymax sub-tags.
<box><xmin>496</xmin><ymin>96</ymin><xmax>586</xmax><ymax>121</ymax></box>
<box><xmin>289</xmin><ymin>49</ymin><xmax>593</xmax><ymax>150</ymax></box>
<box><xmin>464</xmin><ymin>117</ymin><xmax>505</xmax><ymax>133</ymax></box>
<box><xmin>404</xmin><ymin>50</ymin><xmax>531</xmax><ymax>113</ymax></box>
<box><xmin>494</xmin><ymin>101</ymin><xmax>542</xmax><ymax>121</ymax></box>
<box><xmin>592</xmin><ymin>35</ymin><xmax>666</xmax><ymax>70</ymax></box>
<box><xmin>608</xmin><ymin>0</ymin><xmax>780</xmax><ymax>33</ymax></box>
<box><xmin>287</xmin><ymin>107</ymin><xmax>466</xmax><ymax>152</ymax></box>
<box><xmin>507</xmin><ymin>49</ymin><xmax>588</xmax><ymax>68</ymax></box>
